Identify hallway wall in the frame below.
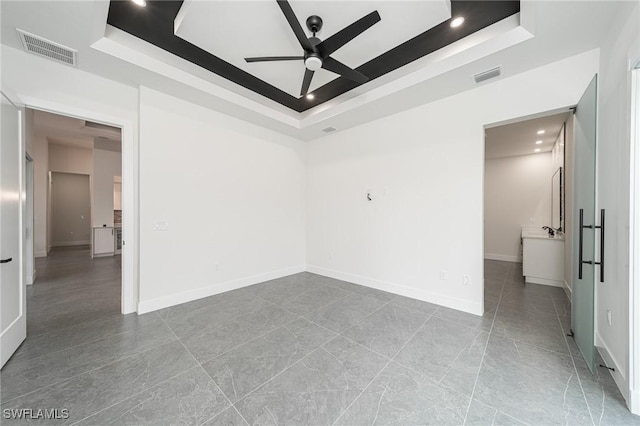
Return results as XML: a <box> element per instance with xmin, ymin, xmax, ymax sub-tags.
<box><xmin>50</xmin><ymin>172</ymin><xmax>91</xmax><ymax>247</ymax></box>
<box><xmin>484</xmin><ymin>152</ymin><xmax>553</xmax><ymax>262</ymax></box>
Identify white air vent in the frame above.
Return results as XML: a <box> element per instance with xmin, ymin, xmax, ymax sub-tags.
<box><xmin>473</xmin><ymin>66</ymin><xmax>502</xmax><ymax>84</ymax></box>
<box><xmin>17</xmin><ymin>29</ymin><xmax>77</xmax><ymax>66</ymax></box>
<box><xmin>322</xmin><ymin>127</ymin><xmax>337</xmax><ymax>133</ymax></box>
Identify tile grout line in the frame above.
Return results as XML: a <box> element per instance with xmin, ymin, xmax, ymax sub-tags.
<box><xmin>253</xmin><ymin>285</ymin><xmax>353</xmax><ymax>320</ymax></box>
<box><xmin>217</xmin><ymin>288</ymin><xmax>421</xmax><ymax>417</ymax></box>
<box><xmin>330</xmin><ymin>308</ymin><xmax>439</xmax><ymax>426</ymax></box>
<box><xmin>1</xmin><ymin>330</ymin><xmax>179</xmax><ymax>407</ymax></box>
<box><xmin>6</xmin><ymin>315</ymin><xmax>161</xmax><ymax>367</ymax></box>
<box><xmin>553</xmin><ymin>292</ymin><xmax>596</xmax><ymax>425</ymax></box>
<box><xmin>66</xmin><ymin>312</ymin><xmax>203</xmax><ymax>425</ymax></box>
<box><xmin>226</xmin><ymin>328</ymin><xmax>340</xmax><ymax>415</ymax></box>
<box><xmin>156</xmin><ymin>312</ymin><xmax>253</xmax><ymax>426</ymax></box>
<box><xmin>161</xmin><ymin>288</ymin><xmax>303</xmax><ymax>353</ymax></box>
<box><xmin>275</xmin><ymin>296</ymin><xmax>397</xmax><ymax>364</ymax></box>
<box><xmin>193</xmin><ymin>314</ymin><xmax>303</xmax><ymax>367</ymax></box>
<box><xmin>460</xmin><ymin>262</ymin><xmax>509</xmax><ymax>425</ymax></box>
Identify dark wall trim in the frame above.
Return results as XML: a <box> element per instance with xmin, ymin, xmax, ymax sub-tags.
<box><xmin>107</xmin><ymin>1</ymin><xmax>519</xmax><ymax>112</ymax></box>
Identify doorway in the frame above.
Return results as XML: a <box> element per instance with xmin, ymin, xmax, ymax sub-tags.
<box><xmin>26</xmin><ymin>109</ymin><xmax>125</xmax><ymax>328</ymax></box>
<box><xmin>483</xmin><ymin>109</ymin><xmax>574</xmax><ymax>351</ymax></box>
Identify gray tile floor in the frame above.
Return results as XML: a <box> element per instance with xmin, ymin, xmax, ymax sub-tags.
<box><xmin>1</xmin><ymin>249</ymin><xmax>638</xmax><ymax>425</ymax></box>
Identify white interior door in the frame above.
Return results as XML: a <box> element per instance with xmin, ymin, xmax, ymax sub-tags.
<box><xmin>1</xmin><ymin>91</ymin><xmax>25</xmax><ymax>368</ymax></box>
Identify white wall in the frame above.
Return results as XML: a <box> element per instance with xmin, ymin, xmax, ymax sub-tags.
<box><xmin>306</xmin><ymin>50</ymin><xmax>599</xmax><ymax>315</ymax></box>
<box><xmin>31</xmin><ymin>131</ymin><xmax>48</xmax><ymax>257</ymax></box>
<box><xmin>50</xmin><ymin>172</ymin><xmax>91</xmax><ymax>246</ymax></box>
<box><xmin>49</xmin><ymin>143</ymin><xmax>92</xmax><ymax>175</ymax></box>
<box><xmin>594</xmin><ymin>1</ymin><xmax>640</xmax><ymax>403</ymax></box>
<box><xmin>92</xmin><ymin>148</ymin><xmax>121</xmax><ymax>227</ymax></box>
<box><xmin>44</xmin><ymin>143</ymin><xmax>93</xmax><ymax>251</ymax></box>
<box><xmin>484</xmin><ymin>153</ymin><xmax>553</xmax><ymax>262</ymax></box>
<box><xmin>137</xmin><ymin>87</ymin><xmax>306</xmax><ymax>312</ymax></box>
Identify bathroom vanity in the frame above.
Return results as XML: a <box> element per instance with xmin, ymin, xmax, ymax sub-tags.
<box><xmin>521</xmin><ymin>227</ymin><xmax>565</xmax><ymax>287</ymax></box>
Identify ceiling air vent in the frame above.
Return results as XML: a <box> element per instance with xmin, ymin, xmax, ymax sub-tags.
<box><xmin>322</xmin><ymin>127</ymin><xmax>337</xmax><ymax>133</ymax></box>
<box><xmin>17</xmin><ymin>29</ymin><xmax>77</xmax><ymax>66</ymax></box>
<box><xmin>473</xmin><ymin>66</ymin><xmax>502</xmax><ymax>84</ymax></box>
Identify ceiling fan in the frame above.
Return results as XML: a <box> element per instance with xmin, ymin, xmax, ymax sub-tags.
<box><xmin>244</xmin><ymin>0</ymin><xmax>381</xmax><ymax>97</ymax></box>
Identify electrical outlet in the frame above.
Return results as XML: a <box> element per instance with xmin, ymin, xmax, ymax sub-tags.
<box><xmin>462</xmin><ymin>274</ymin><xmax>471</xmax><ymax>286</ymax></box>
<box><xmin>607</xmin><ymin>310</ymin><xmax>612</xmax><ymax>326</ymax></box>
<box><xmin>439</xmin><ymin>271</ymin><xmax>448</xmax><ymax>281</ymax></box>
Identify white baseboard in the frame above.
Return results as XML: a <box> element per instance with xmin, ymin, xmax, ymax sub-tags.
<box><xmin>630</xmin><ymin>388</ymin><xmax>640</xmax><ymax>416</ymax></box>
<box><xmin>34</xmin><ymin>251</ymin><xmax>47</xmax><ymax>258</ymax></box>
<box><xmin>51</xmin><ymin>240</ymin><xmax>90</xmax><ymax>247</ymax></box>
<box><xmin>524</xmin><ymin>276</ymin><xmax>564</xmax><ymax>287</ymax></box>
<box><xmin>26</xmin><ymin>270</ymin><xmax>36</xmax><ymax>285</ymax></box>
<box><xmin>563</xmin><ymin>280</ymin><xmax>572</xmax><ymax>299</ymax></box>
<box><xmin>306</xmin><ymin>264</ymin><xmax>482</xmax><ymax>316</ymax></box>
<box><xmin>595</xmin><ymin>331</ymin><xmax>629</xmax><ymax>403</ymax></box>
<box><xmin>137</xmin><ymin>265</ymin><xmax>306</xmax><ymax>314</ymax></box>
<box><xmin>484</xmin><ymin>253</ymin><xmax>521</xmax><ymax>263</ymax></box>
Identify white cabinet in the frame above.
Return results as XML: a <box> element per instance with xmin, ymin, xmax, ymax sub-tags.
<box><xmin>93</xmin><ymin>227</ymin><xmax>114</xmax><ymax>257</ymax></box>
<box><xmin>522</xmin><ymin>236</ymin><xmax>564</xmax><ymax>286</ymax></box>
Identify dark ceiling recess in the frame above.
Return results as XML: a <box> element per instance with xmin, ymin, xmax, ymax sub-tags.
<box><xmin>107</xmin><ymin>0</ymin><xmax>520</xmax><ymax>113</ymax></box>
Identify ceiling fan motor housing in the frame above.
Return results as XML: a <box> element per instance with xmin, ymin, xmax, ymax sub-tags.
<box><xmin>306</xmin><ymin>15</ymin><xmax>323</xmax><ymax>34</ymax></box>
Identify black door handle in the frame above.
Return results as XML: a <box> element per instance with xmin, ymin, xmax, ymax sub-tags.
<box><xmin>578</xmin><ymin>208</ymin><xmax>605</xmax><ymax>283</ymax></box>
<box><xmin>0</xmin><ymin>257</ymin><xmax>12</xmax><ymax>264</ymax></box>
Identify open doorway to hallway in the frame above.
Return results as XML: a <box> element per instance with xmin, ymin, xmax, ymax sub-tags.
<box><xmin>24</xmin><ymin>108</ymin><xmax>123</xmax><ymax>335</ymax></box>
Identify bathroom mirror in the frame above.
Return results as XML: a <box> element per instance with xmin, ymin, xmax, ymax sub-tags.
<box><xmin>552</xmin><ymin>167</ymin><xmax>563</xmax><ymax>230</ymax></box>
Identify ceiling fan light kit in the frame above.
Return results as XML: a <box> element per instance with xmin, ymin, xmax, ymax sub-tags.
<box><xmin>244</xmin><ymin>0</ymin><xmax>381</xmax><ymax>97</ymax></box>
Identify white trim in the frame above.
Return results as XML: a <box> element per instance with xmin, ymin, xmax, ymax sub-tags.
<box><xmin>34</xmin><ymin>251</ymin><xmax>47</xmax><ymax>258</ymax></box>
<box><xmin>51</xmin><ymin>240</ymin><xmax>90</xmax><ymax>247</ymax></box>
<box><xmin>563</xmin><ymin>279</ymin><xmax>572</xmax><ymax>299</ymax></box>
<box><xmin>484</xmin><ymin>253</ymin><xmax>521</xmax><ymax>263</ymax></box>
<box><xmin>16</xmin><ymin>95</ymin><xmax>138</xmax><ymax>315</ymax></box>
<box><xmin>524</xmin><ymin>276</ymin><xmax>564</xmax><ymax>287</ymax></box>
<box><xmin>306</xmin><ymin>264</ymin><xmax>483</xmax><ymax>316</ymax></box>
<box><xmin>628</xmin><ymin>62</ymin><xmax>640</xmax><ymax>415</ymax></box>
<box><xmin>596</xmin><ymin>331</ymin><xmax>629</xmax><ymax>403</ymax></box>
<box><xmin>27</xmin><ymin>270</ymin><xmax>36</xmax><ymax>286</ymax></box>
<box><xmin>137</xmin><ymin>265</ymin><xmax>305</xmax><ymax>314</ymax></box>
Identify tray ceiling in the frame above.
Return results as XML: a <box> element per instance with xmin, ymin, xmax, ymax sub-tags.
<box><xmin>106</xmin><ymin>0</ymin><xmax>520</xmax><ymax>112</ymax></box>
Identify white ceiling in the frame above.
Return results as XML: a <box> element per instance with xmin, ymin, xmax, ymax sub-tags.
<box><xmin>175</xmin><ymin>0</ymin><xmax>451</xmax><ymax>97</ymax></box>
<box><xmin>0</xmin><ymin>1</ymin><xmax>629</xmax><ymax>141</ymax></box>
<box><xmin>485</xmin><ymin>112</ymin><xmax>571</xmax><ymax>160</ymax></box>
<box><xmin>33</xmin><ymin>110</ymin><xmax>122</xmax><ymax>151</ymax></box>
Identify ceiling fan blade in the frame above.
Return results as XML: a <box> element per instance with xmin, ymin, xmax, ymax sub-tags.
<box><xmin>316</xmin><ymin>11</ymin><xmax>381</xmax><ymax>58</ymax></box>
<box><xmin>321</xmin><ymin>57</ymin><xmax>368</xmax><ymax>83</ymax></box>
<box><xmin>245</xmin><ymin>56</ymin><xmax>304</xmax><ymax>63</ymax></box>
<box><xmin>276</xmin><ymin>0</ymin><xmax>315</xmax><ymax>52</ymax></box>
<box><xmin>301</xmin><ymin>68</ymin><xmax>314</xmax><ymax>96</ymax></box>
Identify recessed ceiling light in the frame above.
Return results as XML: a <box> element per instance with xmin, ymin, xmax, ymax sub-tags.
<box><xmin>450</xmin><ymin>17</ymin><xmax>465</xmax><ymax>28</ymax></box>
<box><xmin>534</xmin><ymin>148</ymin><xmax>541</xmax><ymax>153</ymax></box>
<box><xmin>131</xmin><ymin>0</ymin><xmax>146</xmax><ymax>7</ymax></box>
<box><xmin>537</xmin><ymin>130</ymin><xmax>545</xmax><ymax>135</ymax></box>
<box><xmin>535</xmin><ymin>140</ymin><xmax>543</xmax><ymax>145</ymax></box>
<box><xmin>306</xmin><ymin>94</ymin><xmax>315</xmax><ymax>100</ymax></box>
